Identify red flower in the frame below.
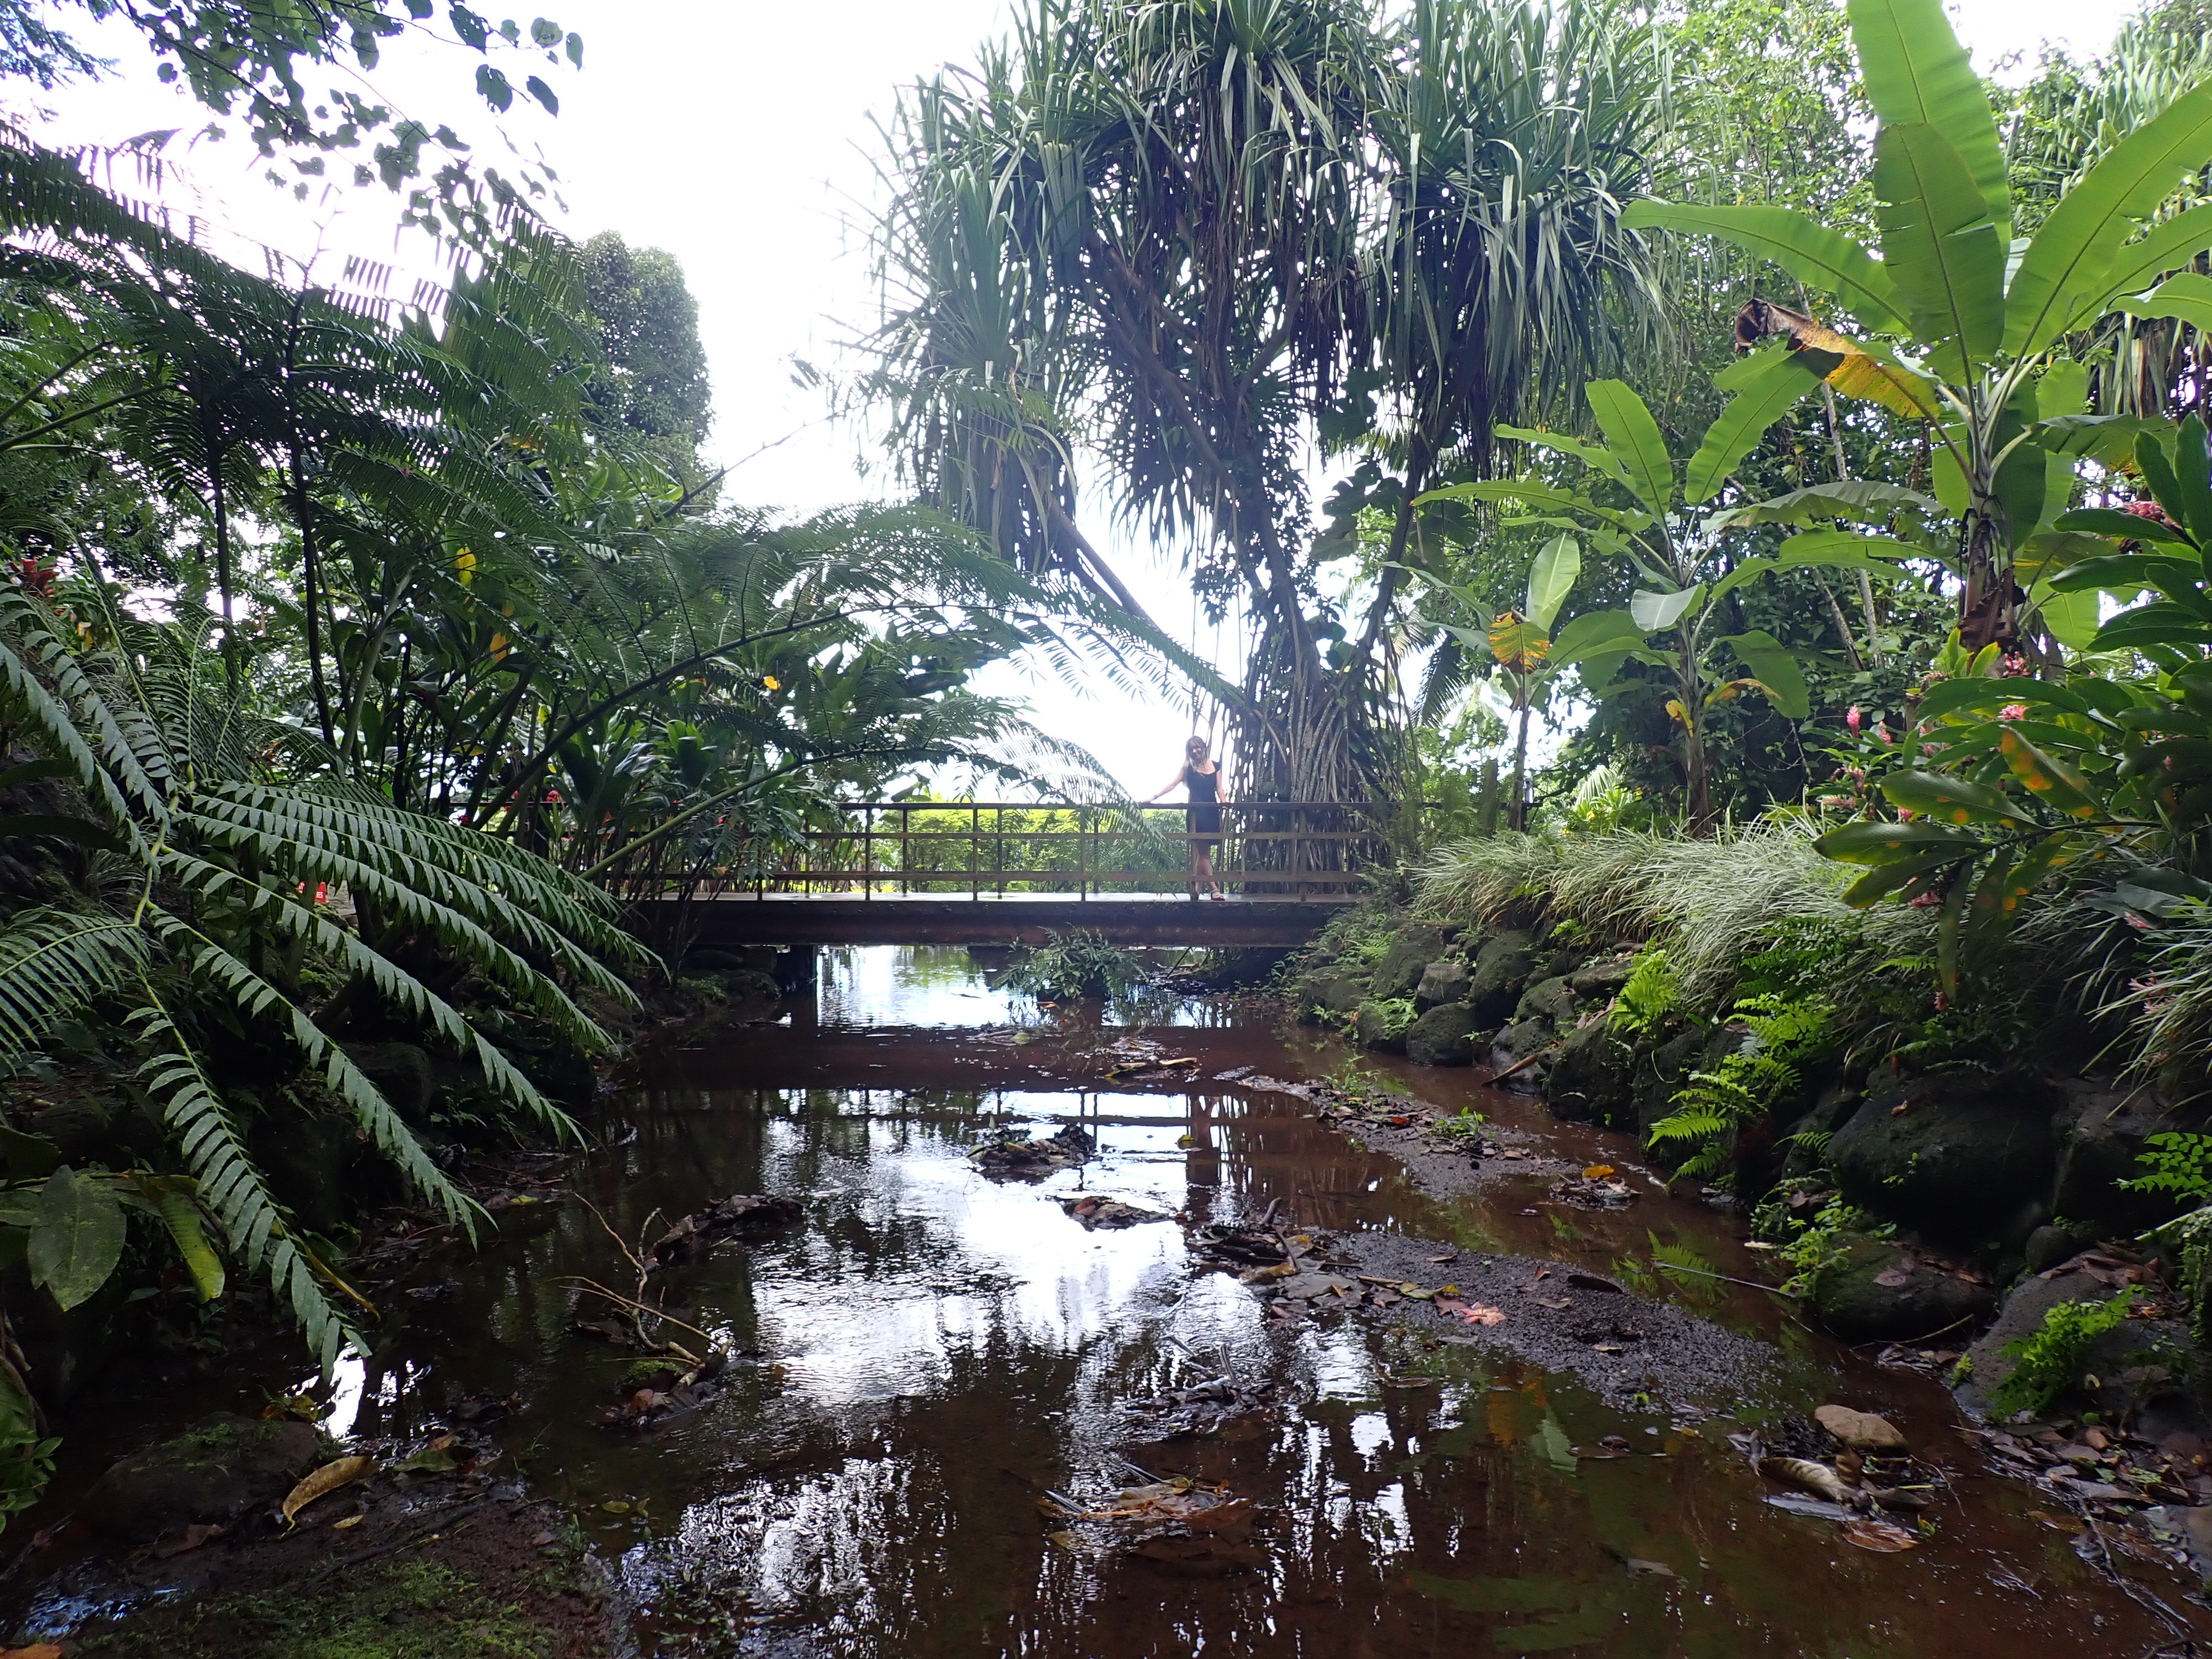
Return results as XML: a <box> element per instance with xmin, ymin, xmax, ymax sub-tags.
<box><xmin>1846</xmin><ymin>705</ymin><xmax>1863</xmax><ymax>733</ymax></box>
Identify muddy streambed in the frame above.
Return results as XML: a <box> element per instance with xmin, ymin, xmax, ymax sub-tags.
<box><xmin>15</xmin><ymin>947</ymin><xmax>2211</xmax><ymax>1655</ymax></box>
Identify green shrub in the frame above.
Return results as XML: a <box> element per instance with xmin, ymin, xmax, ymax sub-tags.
<box><xmin>1990</xmin><ymin>1291</ymin><xmax>2140</xmax><ymax>1418</ymax></box>
<box><xmin>1003</xmin><ymin>931</ymin><xmax>1146</xmax><ymax>1003</ymax></box>
<box><xmin>1610</xmin><ymin>948</ymin><xmax>1685</xmax><ymax>1035</ymax></box>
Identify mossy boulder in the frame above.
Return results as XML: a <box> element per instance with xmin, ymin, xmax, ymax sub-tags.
<box><xmin>1568</xmin><ymin>952</ymin><xmax>1639</xmax><ymax>1000</ymax></box>
<box><xmin>1515</xmin><ymin>974</ymin><xmax>1579</xmax><ymax>1027</ymax></box>
<box><xmin>2049</xmin><ymin>1080</ymin><xmax>2190</xmax><ymax>1237</ymax></box>
<box><xmin>341</xmin><ymin>1040</ymin><xmax>436</xmax><ymax>1123</ymax></box>
<box><xmin>1489</xmin><ymin>1018</ymin><xmax>1553</xmax><ymax>1091</ymax></box>
<box><xmin>1830</xmin><ymin>1071</ymin><xmax>2060</xmax><ymax>1241</ymax></box>
<box><xmin>82</xmin><ymin>1413</ymin><xmax>322</xmax><ymax>1540</ymax></box>
<box><xmin>1355</xmin><ymin>1000</ymin><xmax>1412</xmax><ymax>1055</ymax></box>
<box><xmin>1807</xmin><ymin>1235</ymin><xmax>1999</xmax><ymax>1343</ymax></box>
<box><xmin>1371</xmin><ymin>924</ymin><xmax>1450</xmax><ymax>999</ymax></box>
<box><xmin>1547</xmin><ymin>1019</ymin><xmax>1637</xmax><ymax>1128</ymax></box>
<box><xmin>1405</xmin><ymin>1003</ymin><xmax>1480</xmax><ymax>1067</ymax></box>
<box><xmin>1466</xmin><ymin>931</ymin><xmax>1535</xmax><ymax>1025</ymax></box>
<box><xmin>1413</xmin><ymin>959</ymin><xmax>1472</xmax><ymax>1011</ymax></box>
<box><xmin>1310</xmin><ymin>972</ymin><xmax>1371</xmax><ymax>1016</ymax></box>
<box><xmin>1632</xmin><ymin>1027</ymin><xmax>1707</xmax><ymax>1138</ymax></box>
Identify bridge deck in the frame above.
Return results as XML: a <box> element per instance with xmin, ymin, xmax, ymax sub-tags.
<box><xmin>642</xmin><ymin>893</ymin><xmax>1351</xmax><ymax>948</ymax></box>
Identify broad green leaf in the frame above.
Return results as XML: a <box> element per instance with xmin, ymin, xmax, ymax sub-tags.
<box><xmin>1685</xmin><ymin>347</ymin><xmax>1829</xmax><ymax>503</ymax></box>
<box><xmin>1585</xmin><ymin>380</ymin><xmax>1674</xmax><ymax>520</ymax></box>
<box><xmin>1629</xmin><ymin>585</ymin><xmax>1703</xmax><ymax>633</ymax></box>
<box><xmin>1965</xmin><ymin>846</ymin><xmax>2020</xmax><ymax>954</ymax></box>
<box><xmin>1815</xmin><ymin>819</ymin><xmax>1980</xmax><ymax>864</ymax></box>
<box><xmin>27</xmin><ymin>1166</ymin><xmax>125</xmax><ymax>1313</ymax></box>
<box><xmin>2008</xmin><ymin>82</ymin><xmax>2212</xmax><ymax>353</ymax></box>
<box><xmin>1710</xmin><ymin>529</ymin><xmax>1917</xmax><ymax>601</ymax></box>
<box><xmin>1708</xmin><ymin>479</ymin><xmax>1941</xmax><ymax>531</ymax></box>
<box><xmin>2049</xmin><ymin>552</ymin><xmax>2167</xmax><ymax>593</ymax></box>
<box><xmin>1720</xmin><ymin>631</ymin><xmax>1811</xmax><ymax>719</ymax></box>
<box><xmin>1843</xmin><ymin>848</ymin><xmax>1974</xmax><ymax>906</ymax></box>
<box><xmin>1849</xmin><ymin>0</ymin><xmax>2011</xmax><ymax>246</ymax></box>
<box><xmin>1937</xmin><ymin>863</ymin><xmax>1971</xmax><ymax>997</ymax></box>
<box><xmin>1619</xmin><ymin>202</ymin><xmax>1908</xmax><ymax>333</ymax></box>
<box><xmin>1913</xmin><ymin>678</ymin><xmax>2101</xmax><ymax>722</ymax></box>
<box><xmin>2119</xmin><ymin>271</ymin><xmax>2212</xmax><ymax>336</ymax></box>
<box><xmin>1494</xmin><ymin>425</ymin><xmax>1626</xmax><ymax>484</ymax></box>
<box><xmin>2174</xmin><ymin>416</ymin><xmax>2212</xmax><ymax>547</ymax></box>
<box><xmin>1999</xmin><ymin>728</ymin><xmax>2099</xmax><ymax>818</ymax></box>
<box><xmin>1871</xmin><ymin>123</ymin><xmax>2006</xmax><ymax>378</ymax></box>
<box><xmin>1548</xmin><ymin>609</ymin><xmax>1649</xmax><ymax>667</ymax></box>
<box><xmin>2052</xmin><ymin>507</ymin><xmax>2194</xmax><ymax>548</ymax></box>
<box><xmin>2037</xmin><ymin>414</ymin><xmax>2167</xmax><ymax>467</ymax></box>
<box><xmin>133</xmin><ymin>1177</ymin><xmax>225</xmax><ymax>1303</ymax></box>
<box><xmin>2013</xmin><ymin>530</ymin><xmax>2109</xmax><ymax>587</ymax></box>
<box><xmin>2105</xmin><ymin>202</ymin><xmax>2212</xmax><ymax>298</ymax></box>
<box><xmin>1880</xmin><ymin>771</ymin><xmax>2032</xmax><ymax>826</ymax></box>
<box><xmin>2032</xmin><ymin>588</ymin><xmax>2103</xmax><ymax>651</ymax></box>
<box><xmin>1524</xmin><ymin>535</ymin><xmax>1580</xmax><ymax>632</ymax></box>
<box><xmin>0</xmin><ymin>1127</ymin><xmax>61</xmax><ymax>1183</ymax></box>
<box><xmin>1487</xmin><ymin>612</ymin><xmax>1550</xmax><ymax>674</ymax></box>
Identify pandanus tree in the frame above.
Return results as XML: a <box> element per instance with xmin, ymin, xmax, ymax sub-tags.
<box><xmin>1619</xmin><ymin>0</ymin><xmax>2212</xmax><ymax>654</ymax></box>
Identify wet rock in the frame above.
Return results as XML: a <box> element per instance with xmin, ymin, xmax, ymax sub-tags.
<box><xmin>82</xmin><ymin>1413</ymin><xmax>322</xmax><ymax>1541</ymax></box>
<box><xmin>649</xmin><ymin>1192</ymin><xmax>805</xmax><ymax>1266</ymax></box>
<box><xmin>1807</xmin><ymin>1234</ymin><xmax>1997</xmax><ymax>1343</ymax></box>
<box><xmin>1515</xmin><ymin>974</ymin><xmax>1580</xmax><ymax>1027</ymax></box>
<box><xmin>1489</xmin><ymin>1019</ymin><xmax>1554</xmax><ymax>1091</ymax></box>
<box><xmin>1276</xmin><ymin>1273</ymin><xmax>1357</xmax><ymax>1301</ymax></box>
<box><xmin>2051</xmin><ymin>1079</ymin><xmax>2190</xmax><ymax>1237</ymax></box>
<box><xmin>1814</xmin><ymin>1404</ymin><xmax>1908</xmax><ymax>1451</ymax></box>
<box><xmin>1955</xmin><ymin>1251</ymin><xmax>2203</xmax><ymax>1431</ymax></box>
<box><xmin>1546</xmin><ymin>1019</ymin><xmax>1636</xmax><ymax>1128</ymax></box>
<box><xmin>1466</xmin><ymin>931</ymin><xmax>1535</xmax><ymax>1025</ymax></box>
<box><xmin>1568</xmin><ymin>953</ymin><xmax>1638</xmax><ymax>1000</ymax></box>
<box><xmin>338</xmin><ymin>1041</ymin><xmax>436</xmax><ymax>1123</ymax></box>
<box><xmin>1371</xmin><ymin>924</ymin><xmax>1449</xmax><ymax>999</ymax></box>
<box><xmin>2137</xmin><ymin>1504</ymin><xmax>2212</xmax><ymax>1584</ymax></box>
<box><xmin>1353</xmin><ymin>1001</ymin><xmax>1409</xmax><ymax>1055</ymax></box>
<box><xmin>1405</xmin><ymin>1003</ymin><xmax>1480</xmax><ymax>1067</ymax></box>
<box><xmin>2025</xmin><ymin>1222</ymin><xmax>2093</xmax><ymax>1275</ymax></box>
<box><xmin>255</xmin><ymin>1109</ymin><xmax>368</xmax><ymax>1237</ymax></box>
<box><xmin>1829</xmin><ymin>1071</ymin><xmax>2060</xmax><ymax>1241</ymax></box>
<box><xmin>1310</xmin><ymin>972</ymin><xmax>1370</xmax><ymax>1016</ymax></box>
<box><xmin>25</xmin><ymin>1098</ymin><xmax>112</xmax><ymax>1163</ymax></box>
<box><xmin>973</xmin><ymin>1123</ymin><xmax>1096</xmax><ymax>1178</ymax></box>
<box><xmin>1412</xmin><ymin>959</ymin><xmax>1471</xmax><ymax>1012</ymax></box>
<box><xmin>1062</xmin><ymin>1195</ymin><xmax>1167</xmax><ymax>1229</ymax></box>
<box><xmin>1777</xmin><ymin>1082</ymin><xmax>1864</xmax><ymax>1181</ymax></box>
<box><xmin>711</xmin><ymin>967</ymin><xmax>786</xmax><ymax>1013</ymax></box>
<box><xmin>1633</xmin><ymin>1027</ymin><xmax>1707</xmax><ymax>1138</ymax></box>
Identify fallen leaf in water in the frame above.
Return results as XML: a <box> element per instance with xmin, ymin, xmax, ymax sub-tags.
<box><xmin>1455</xmin><ymin>1303</ymin><xmax>1507</xmax><ymax>1327</ymax></box>
<box><xmin>1840</xmin><ymin>1517</ymin><xmax>1918</xmax><ymax>1552</ymax></box>
<box><xmin>151</xmin><ymin>1522</ymin><xmax>226</xmax><ymax>1558</ymax></box>
<box><xmin>331</xmin><ymin>1514</ymin><xmax>364</xmax><ymax>1531</ymax></box>
<box><xmin>280</xmin><ymin>1455</ymin><xmax>377</xmax><ymax>1526</ymax></box>
<box><xmin>601</xmin><ymin>1500</ymin><xmax>633</xmax><ymax>1515</ymax></box>
<box><xmin>2027</xmin><ymin>1508</ymin><xmax>2085</xmax><ymax>1535</ymax></box>
<box><xmin>1760</xmin><ymin>1457</ymin><xmax>1861</xmax><ymax>1506</ymax></box>
<box><xmin>1623</xmin><ymin>1556</ymin><xmax>1676</xmax><ymax>1577</ymax></box>
<box><xmin>393</xmin><ymin>1434</ymin><xmax>460</xmax><ymax>1475</ymax></box>
<box><xmin>1582</xmin><ymin>1165</ymin><xmax>1616</xmax><ymax>1180</ymax></box>
<box><xmin>1872</xmin><ymin>1268</ymin><xmax>1913</xmax><ymax>1288</ymax></box>
<box><xmin>1</xmin><ymin>1645</ymin><xmax>65</xmax><ymax>1659</ymax></box>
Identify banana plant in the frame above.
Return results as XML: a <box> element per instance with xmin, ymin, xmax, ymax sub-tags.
<box><xmin>1423</xmin><ymin>368</ymin><xmax>1914</xmax><ymax>825</ymax></box>
<box><xmin>1815</xmin><ymin>418</ymin><xmax>2212</xmax><ymax>992</ymax></box>
<box><xmin>1403</xmin><ymin>531</ymin><xmax>1583</xmax><ymax>831</ymax></box>
<box><xmin>1621</xmin><ymin>0</ymin><xmax>2212</xmax><ymax>652</ymax></box>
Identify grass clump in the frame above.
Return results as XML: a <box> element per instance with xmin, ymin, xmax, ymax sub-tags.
<box><xmin>1990</xmin><ymin>1292</ymin><xmax>2140</xmax><ymax>1418</ymax></box>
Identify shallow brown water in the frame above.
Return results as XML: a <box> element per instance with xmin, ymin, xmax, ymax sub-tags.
<box><xmin>20</xmin><ymin>948</ymin><xmax>2212</xmax><ymax>1654</ymax></box>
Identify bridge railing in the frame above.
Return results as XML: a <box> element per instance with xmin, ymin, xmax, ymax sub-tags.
<box><xmin>689</xmin><ymin>800</ymin><xmax>1407</xmax><ymax>901</ymax></box>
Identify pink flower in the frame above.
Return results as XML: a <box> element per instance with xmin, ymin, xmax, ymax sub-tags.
<box><xmin>1875</xmin><ymin>724</ymin><xmax>1893</xmax><ymax>746</ymax></box>
<box><xmin>1846</xmin><ymin>706</ymin><xmax>1863</xmax><ymax>733</ymax></box>
<box><xmin>2000</xmin><ymin>703</ymin><xmax>2027</xmax><ymax>721</ymax></box>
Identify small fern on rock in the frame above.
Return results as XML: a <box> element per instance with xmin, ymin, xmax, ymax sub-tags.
<box><xmin>1646</xmin><ymin>991</ymin><xmax>1835</xmax><ymax>1182</ymax></box>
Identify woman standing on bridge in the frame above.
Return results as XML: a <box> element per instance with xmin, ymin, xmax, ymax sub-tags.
<box><xmin>1147</xmin><ymin>735</ymin><xmax>1226</xmax><ymax>901</ymax></box>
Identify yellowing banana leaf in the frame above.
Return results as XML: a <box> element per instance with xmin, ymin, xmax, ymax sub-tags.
<box><xmin>1488</xmin><ymin>612</ymin><xmax>1550</xmax><ymax>673</ymax></box>
<box><xmin>280</xmin><ymin>1454</ymin><xmax>377</xmax><ymax>1526</ymax></box>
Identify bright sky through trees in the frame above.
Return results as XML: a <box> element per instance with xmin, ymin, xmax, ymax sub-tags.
<box><xmin>11</xmin><ymin>0</ymin><xmax>2126</xmax><ymax>795</ymax></box>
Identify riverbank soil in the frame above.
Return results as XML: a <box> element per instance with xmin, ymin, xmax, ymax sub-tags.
<box><xmin>8</xmin><ymin>946</ymin><xmax>2212</xmax><ymax>1655</ymax></box>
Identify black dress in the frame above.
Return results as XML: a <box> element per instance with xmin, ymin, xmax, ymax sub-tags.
<box><xmin>1183</xmin><ymin>764</ymin><xmax>1222</xmax><ymax>850</ymax></box>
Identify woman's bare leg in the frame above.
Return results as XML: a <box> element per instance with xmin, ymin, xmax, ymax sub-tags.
<box><xmin>1196</xmin><ymin>846</ymin><xmax>1222</xmax><ymax>898</ymax></box>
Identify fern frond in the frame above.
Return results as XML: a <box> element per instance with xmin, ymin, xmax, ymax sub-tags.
<box><xmin>129</xmin><ymin>990</ymin><xmax>358</xmax><ymax>1373</ymax></box>
<box><xmin>0</xmin><ymin>909</ymin><xmax>147</xmax><ymax>1059</ymax></box>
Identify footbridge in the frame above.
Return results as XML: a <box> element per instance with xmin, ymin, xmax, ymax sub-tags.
<box><xmin>625</xmin><ymin>799</ymin><xmax>1404</xmax><ymax>951</ymax></box>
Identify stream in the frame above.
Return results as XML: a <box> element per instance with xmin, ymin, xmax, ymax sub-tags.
<box><xmin>23</xmin><ymin>947</ymin><xmax>2212</xmax><ymax>1655</ymax></box>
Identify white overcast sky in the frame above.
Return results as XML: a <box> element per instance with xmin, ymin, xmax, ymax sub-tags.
<box><xmin>12</xmin><ymin>0</ymin><xmax>2130</xmax><ymax>795</ymax></box>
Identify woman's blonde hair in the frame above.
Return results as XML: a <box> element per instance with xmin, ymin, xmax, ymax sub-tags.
<box><xmin>1186</xmin><ymin>735</ymin><xmax>1209</xmax><ymax>757</ymax></box>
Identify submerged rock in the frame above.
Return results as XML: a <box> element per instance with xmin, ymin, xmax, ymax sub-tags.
<box><xmin>82</xmin><ymin>1413</ymin><xmax>322</xmax><ymax>1540</ymax></box>
<box><xmin>1829</xmin><ymin>1072</ymin><xmax>2059</xmax><ymax>1240</ymax></box>
<box><xmin>1806</xmin><ymin>1235</ymin><xmax>1997</xmax><ymax>1343</ymax></box>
